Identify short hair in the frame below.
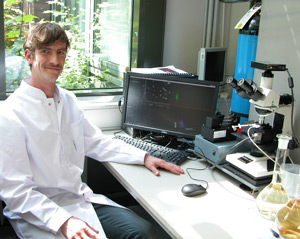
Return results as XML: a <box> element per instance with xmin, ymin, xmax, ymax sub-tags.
<box><xmin>23</xmin><ymin>22</ymin><xmax>70</xmax><ymax>53</ymax></box>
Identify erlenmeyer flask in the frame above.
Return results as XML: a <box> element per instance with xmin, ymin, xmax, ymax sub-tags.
<box><xmin>276</xmin><ymin>164</ymin><xmax>300</xmax><ymax>239</ymax></box>
<box><xmin>256</xmin><ymin>134</ymin><xmax>292</xmax><ymax>220</ymax></box>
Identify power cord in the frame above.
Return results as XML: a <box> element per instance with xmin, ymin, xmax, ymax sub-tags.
<box><xmin>185</xmin><ymin>158</ymin><xmax>210</xmax><ymax>190</ymax></box>
<box><xmin>118</xmin><ymin>96</ymin><xmax>124</xmax><ymax>113</ymax></box>
<box><xmin>247</xmin><ymin>126</ymin><xmax>275</xmax><ymax>162</ymax></box>
<box><xmin>178</xmin><ymin>147</ymin><xmax>210</xmax><ymax>189</ymax></box>
<box><xmin>199</xmin><ymin>136</ymin><xmax>253</xmax><ymax>170</ymax></box>
<box><xmin>286</xmin><ymin>69</ymin><xmax>299</xmax><ymax>149</ymax></box>
<box><xmin>247</xmin><ymin>126</ymin><xmax>295</xmax><ymax>164</ymax></box>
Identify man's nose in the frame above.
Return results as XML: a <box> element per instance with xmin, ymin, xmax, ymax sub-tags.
<box><xmin>49</xmin><ymin>52</ymin><xmax>60</xmax><ymax>64</ymax></box>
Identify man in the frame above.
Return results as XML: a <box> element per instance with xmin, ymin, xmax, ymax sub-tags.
<box><xmin>0</xmin><ymin>23</ymin><xmax>184</xmax><ymax>239</ymax></box>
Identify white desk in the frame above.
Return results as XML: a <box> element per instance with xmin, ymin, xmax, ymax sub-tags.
<box><xmin>103</xmin><ymin>158</ymin><xmax>278</xmax><ymax>239</ymax></box>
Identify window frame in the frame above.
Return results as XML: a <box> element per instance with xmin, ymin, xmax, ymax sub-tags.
<box><xmin>0</xmin><ymin>2</ymin><xmax>6</xmax><ymax>100</ymax></box>
<box><xmin>84</xmin><ymin>0</ymin><xmax>133</xmax><ymax>94</ymax></box>
<box><xmin>1</xmin><ymin>0</ymin><xmax>130</xmax><ymax>100</ymax></box>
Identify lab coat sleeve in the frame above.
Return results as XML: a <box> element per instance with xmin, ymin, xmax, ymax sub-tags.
<box><xmin>0</xmin><ymin>115</ymin><xmax>72</xmax><ymax>234</ymax></box>
<box><xmin>82</xmin><ymin>113</ymin><xmax>146</xmax><ymax>165</ymax></box>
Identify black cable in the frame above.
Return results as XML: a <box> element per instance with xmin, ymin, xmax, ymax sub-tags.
<box><xmin>113</xmin><ymin>130</ymin><xmax>122</xmax><ymax>136</ymax></box>
<box><xmin>286</xmin><ymin>69</ymin><xmax>299</xmax><ymax>148</ymax></box>
<box><xmin>118</xmin><ymin>96</ymin><xmax>124</xmax><ymax>113</ymax></box>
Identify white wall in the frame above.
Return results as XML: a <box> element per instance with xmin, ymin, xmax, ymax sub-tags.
<box><xmin>163</xmin><ymin>0</ymin><xmax>206</xmax><ymax>74</ymax></box>
<box><xmin>249</xmin><ymin>0</ymin><xmax>300</xmax><ymax>163</ymax></box>
<box><xmin>163</xmin><ymin>0</ymin><xmax>249</xmax><ymax>77</ymax></box>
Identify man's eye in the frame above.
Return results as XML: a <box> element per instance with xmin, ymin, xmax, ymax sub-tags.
<box><xmin>40</xmin><ymin>50</ymin><xmax>49</xmax><ymax>54</ymax></box>
<box><xmin>58</xmin><ymin>51</ymin><xmax>66</xmax><ymax>56</ymax></box>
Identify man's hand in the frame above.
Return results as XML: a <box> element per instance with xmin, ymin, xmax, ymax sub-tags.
<box><xmin>144</xmin><ymin>154</ymin><xmax>184</xmax><ymax>176</ymax></box>
<box><xmin>60</xmin><ymin>217</ymin><xmax>101</xmax><ymax>239</ymax></box>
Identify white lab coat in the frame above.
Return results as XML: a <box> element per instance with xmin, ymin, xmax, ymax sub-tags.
<box><xmin>0</xmin><ymin>79</ymin><xmax>146</xmax><ymax>238</ymax></box>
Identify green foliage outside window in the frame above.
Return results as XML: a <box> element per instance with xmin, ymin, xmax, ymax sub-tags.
<box><xmin>4</xmin><ymin>0</ymin><xmax>110</xmax><ymax>91</ymax></box>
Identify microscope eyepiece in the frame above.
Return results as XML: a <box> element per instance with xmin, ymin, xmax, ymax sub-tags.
<box><xmin>226</xmin><ymin>76</ymin><xmax>238</xmax><ymax>88</ymax></box>
<box><xmin>238</xmin><ymin>78</ymin><xmax>254</xmax><ymax>94</ymax></box>
<box><xmin>226</xmin><ymin>77</ymin><xmax>250</xmax><ymax>99</ymax></box>
<box><xmin>236</xmin><ymin>78</ymin><xmax>264</xmax><ymax>101</ymax></box>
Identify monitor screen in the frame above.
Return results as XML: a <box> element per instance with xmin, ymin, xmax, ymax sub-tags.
<box><xmin>197</xmin><ymin>47</ymin><xmax>226</xmax><ymax>82</ymax></box>
<box><xmin>121</xmin><ymin>72</ymin><xmax>220</xmax><ymax>139</ymax></box>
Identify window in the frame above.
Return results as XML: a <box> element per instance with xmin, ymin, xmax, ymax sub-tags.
<box><xmin>1</xmin><ymin>0</ymin><xmax>132</xmax><ymax>98</ymax></box>
<box><xmin>88</xmin><ymin>0</ymin><xmax>132</xmax><ymax>90</ymax></box>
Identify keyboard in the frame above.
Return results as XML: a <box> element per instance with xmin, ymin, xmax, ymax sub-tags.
<box><xmin>114</xmin><ymin>135</ymin><xmax>189</xmax><ymax>165</ymax></box>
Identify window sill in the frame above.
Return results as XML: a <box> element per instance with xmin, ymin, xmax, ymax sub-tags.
<box><xmin>78</xmin><ymin>95</ymin><xmax>123</xmax><ymax>130</ymax></box>
<box><xmin>77</xmin><ymin>95</ymin><xmax>122</xmax><ymax>110</ymax></box>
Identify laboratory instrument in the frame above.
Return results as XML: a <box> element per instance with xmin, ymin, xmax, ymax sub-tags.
<box><xmin>225</xmin><ymin>61</ymin><xmax>295</xmax><ymax>181</ymax></box>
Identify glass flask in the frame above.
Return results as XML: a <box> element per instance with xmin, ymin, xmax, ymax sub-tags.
<box><xmin>276</xmin><ymin>164</ymin><xmax>300</xmax><ymax>239</ymax></box>
<box><xmin>256</xmin><ymin>134</ymin><xmax>292</xmax><ymax>220</ymax></box>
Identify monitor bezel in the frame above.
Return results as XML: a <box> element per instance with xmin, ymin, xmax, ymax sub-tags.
<box><xmin>121</xmin><ymin>72</ymin><xmax>220</xmax><ymax>140</ymax></box>
<box><xmin>197</xmin><ymin>47</ymin><xmax>227</xmax><ymax>82</ymax></box>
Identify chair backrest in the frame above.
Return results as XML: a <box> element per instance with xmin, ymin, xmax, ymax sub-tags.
<box><xmin>0</xmin><ymin>200</ymin><xmax>4</xmax><ymax>227</ymax></box>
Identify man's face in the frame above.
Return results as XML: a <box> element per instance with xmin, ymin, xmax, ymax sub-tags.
<box><xmin>25</xmin><ymin>41</ymin><xmax>67</xmax><ymax>84</ymax></box>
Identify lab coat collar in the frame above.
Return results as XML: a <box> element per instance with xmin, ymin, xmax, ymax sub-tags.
<box><xmin>19</xmin><ymin>77</ymin><xmax>62</xmax><ymax>101</ymax></box>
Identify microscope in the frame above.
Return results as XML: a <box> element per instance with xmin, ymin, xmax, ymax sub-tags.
<box><xmin>225</xmin><ymin>61</ymin><xmax>294</xmax><ymax>181</ymax></box>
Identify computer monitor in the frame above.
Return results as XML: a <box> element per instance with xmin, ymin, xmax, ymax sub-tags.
<box><xmin>197</xmin><ymin>47</ymin><xmax>226</xmax><ymax>82</ymax></box>
<box><xmin>121</xmin><ymin>72</ymin><xmax>220</xmax><ymax>140</ymax></box>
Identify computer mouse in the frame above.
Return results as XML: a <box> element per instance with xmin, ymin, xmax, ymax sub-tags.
<box><xmin>181</xmin><ymin>184</ymin><xmax>207</xmax><ymax>197</ymax></box>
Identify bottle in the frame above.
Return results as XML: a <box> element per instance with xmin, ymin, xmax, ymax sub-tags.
<box><xmin>276</xmin><ymin>164</ymin><xmax>300</xmax><ymax>239</ymax></box>
<box><xmin>276</xmin><ymin>198</ymin><xmax>300</xmax><ymax>239</ymax></box>
<box><xmin>256</xmin><ymin>134</ymin><xmax>292</xmax><ymax>220</ymax></box>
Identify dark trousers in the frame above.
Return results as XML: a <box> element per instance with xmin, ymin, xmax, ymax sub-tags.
<box><xmin>93</xmin><ymin>204</ymin><xmax>155</xmax><ymax>239</ymax></box>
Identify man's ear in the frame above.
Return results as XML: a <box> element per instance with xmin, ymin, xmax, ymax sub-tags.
<box><xmin>24</xmin><ymin>49</ymin><xmax>33</xmax><ymax>64</ymax></box>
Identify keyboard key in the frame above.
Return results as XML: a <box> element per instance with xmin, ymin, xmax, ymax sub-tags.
<box><xmin>114</xmin><ymin>135</ymin><xmax>189</xmax><ymax>165</ymax></box>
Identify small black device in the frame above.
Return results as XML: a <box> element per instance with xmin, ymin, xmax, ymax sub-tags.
<box><xmin>250</xmin><ymin>61</ymin><xmax>286</xmax><ymax>71</ymax></box>
<box><xmin>201</xmin><ymin>114</ymin><xmax>236</xmax><ymax>142</ymax></box>
<box><xmin>122</xmin><ymin>72</ymin><xmax>220</xmax><ymax>140</ymax></box>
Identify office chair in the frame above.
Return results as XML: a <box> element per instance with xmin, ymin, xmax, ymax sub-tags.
<box><xmin>0</xmin><ymin>200</ymin><xmax>3</xmax><ymax>227</ymax></box>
